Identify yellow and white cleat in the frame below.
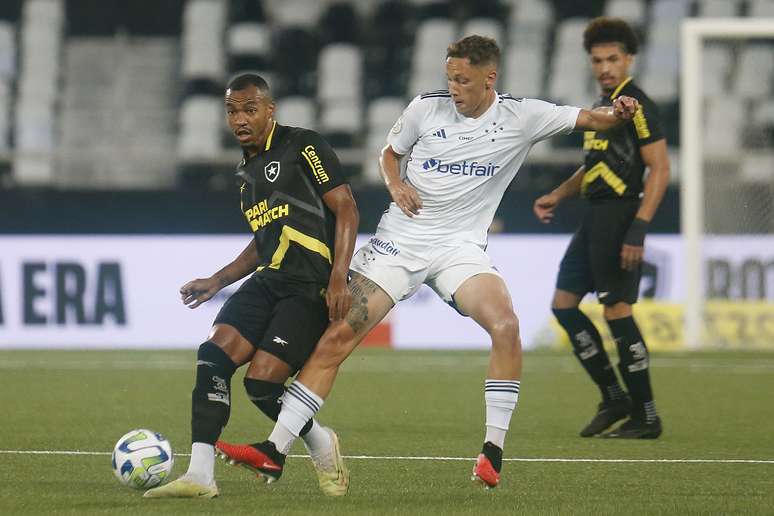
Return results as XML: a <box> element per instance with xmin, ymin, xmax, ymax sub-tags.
<box><xmin>309</xmin><ymin>427</ymin><xmax>350</xmax><ymax>497</ymax></box>
<box><xmin>143</xmin><ymin>476</ymin><xmax>219</xmax><ymax>499</ymax></box>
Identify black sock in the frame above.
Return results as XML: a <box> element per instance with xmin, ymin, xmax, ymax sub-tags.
<box><xmin>482</xmin><ymin>442</ymin><xmax>502</xmax><ymax>473</ymax></box>
<box><xmin>191</xmin><ymin>341</ymin><xmax>237</xmax><ymax>444</ymax></box>
<box><xmin>243</xmin><ymin>378</ymin><xmax>314</xmax><ymax>437</ymax></box>
<box><xmin>553</xmin><ymin>308</ymin><xmax>626</xmax><ymax>403</ymax></box>
<box><xmin>607</xmin><ymin>316</ymin><xmax>657</xmax><ymax>422</ymax></box>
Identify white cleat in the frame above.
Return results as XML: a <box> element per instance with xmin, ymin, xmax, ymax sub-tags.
<box><xmin>309</xmin><ymin>427</ymin><xmax>350</xmax><ymax>497</ymax></box>
<box><xmin>143</xmin><ymin>476</ymin><xmax>219</xmax><ymax>499</ymax></box>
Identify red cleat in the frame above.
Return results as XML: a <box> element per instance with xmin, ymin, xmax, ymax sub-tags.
<box><xmin>471</xmin><ymin>453</ymin><xmax>500</xmax><ymax>489</ymax></box>
<box><xmin>215</xmin><ymin>440</ymin><xmax>285</xmax><ymax>483</ymax></box>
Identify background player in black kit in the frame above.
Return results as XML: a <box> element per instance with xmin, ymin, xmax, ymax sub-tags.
<box><xmin>145</xmin><ymin>73</ymin><xmax>359</xmax><ymax>499</ymax></box>
<box><xmin>534</xmin><ymin>18</ymin><xmax>670</xmax><ymax>439</ymax></box>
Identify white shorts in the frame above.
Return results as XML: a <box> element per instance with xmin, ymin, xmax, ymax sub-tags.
<box><xmin>349</xmin><ymin>233</ymin><xmax>502</xmax><ymax>311</ymax></box>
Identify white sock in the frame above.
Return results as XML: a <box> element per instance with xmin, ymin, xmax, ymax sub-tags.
<box><xmin>185</xmin><ymin>442</ymin><xmax>215</xmax><ymax>485</ymax></box>
<box><xmin>270</xmin><ymin>381</ymin><xmax>324</xmax><ymax>454</ymax></box>
<box><xmin>484</xmin><ymin>379</ymin><xmax>520</xmax><ymax>449</ymax></box>
<box><xmin>301</xmin><ymin>420</ymin><xmax>332</xmax><ymax>457</ymax></box>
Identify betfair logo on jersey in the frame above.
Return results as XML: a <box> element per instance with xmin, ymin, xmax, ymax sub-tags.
<box><xmin>244</xmin><ymin>199</ymin><xmax>290</xmax><ymax>231</ymax></box>
<box><xmin>301</xmin><ymin>145</ymin><xmax>330</xmax><ymax>184</ymax></box>
<box><xmin>583</xmin><ymin>131</ymin><xmax>609</xmax><ymax>151</ymax></box>
<box><xmin>421</xmin><ymin>158</ymin><xmax>499</xmax><ymax>177</ymax></box>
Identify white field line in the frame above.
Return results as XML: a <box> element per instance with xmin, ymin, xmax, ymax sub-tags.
<box><xmin>2</xmin><ymin>357</ymin><xmax>774</xmax><ymax>374</ymax></box>
<box><xmin>0</xmin><ymin>449</ymin><xmax>772</xmax><ymax>464</ymax></box>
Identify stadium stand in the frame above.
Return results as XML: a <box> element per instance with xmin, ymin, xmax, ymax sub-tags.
<box><xmin>0</xmin><ymin>0</ymin><xmax>770</xmax><ymax>196</ymax></box>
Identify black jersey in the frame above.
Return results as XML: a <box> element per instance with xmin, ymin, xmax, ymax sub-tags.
<box><xmin>582</xmin><ymin>78</ymin><xmax>665</xmax><ymax>200</ymax></box>
<box><xmin>236</xmin><ymin>122</ymin><xmax>346</xmax><ymax>286</ymax></box>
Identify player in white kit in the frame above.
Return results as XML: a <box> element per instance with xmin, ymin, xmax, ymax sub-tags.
<box><xmin>215</xmin><ymin>35</ymin><xmax>639</xmax><ymax>489</ymax></box>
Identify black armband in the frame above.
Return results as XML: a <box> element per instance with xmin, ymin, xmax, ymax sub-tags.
<box><xmin>623</xmin><ymin>218</ymin><xmax>649</xmax><ymax>247</ymax></box>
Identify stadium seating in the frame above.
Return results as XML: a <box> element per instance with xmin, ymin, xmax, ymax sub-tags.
<box><xmin>604</xmin><ymin>0</ymin><xmax>646</xmax><ymax>27</ymax></box>
<box><xmin>182</xmin><ymin>0</ymin><xmax>227</xmax><ymax>85</ymax></box>
<box><xmin>696</xmin><ymin>0</ymin><xmax>742</xmax><ymax>17</ymax></box>
<box><xmin>409</xmin><ymin>18</ymin><xmax>458</xmax><ymax>95</ymax></box>
<box><xmin>1</xmin><ymin>0</ymin><xmax>771</xmax><ymax>190</ymax></box>
<box><xmin>549</xmin><ymin>18</ymin><xmax>593</xmax><ymax>106</ymax></box>
<box><xmin>0</xmin><ymin>21</ymin><xmax>15</xmax><ymax>151</ymax></box>
<box><xmin>276</xmin><ymin>96</ymin><xmax>317</xmax><ymax>130</ymax></box>
<box><xmin>13</xmin><ymin>0</ymin><xmax>63</xmax><ymax>185</ymax></box>
<box><xmin>749</xmin><ymin>0</ymin><xmax>774</xmax><ymax>16</ymax></box>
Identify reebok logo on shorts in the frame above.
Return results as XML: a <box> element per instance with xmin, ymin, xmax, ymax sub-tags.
<box><xmin>272</xmin><ymin>336</ymin><xmax>288</xmax><ymax>346</ymax></box>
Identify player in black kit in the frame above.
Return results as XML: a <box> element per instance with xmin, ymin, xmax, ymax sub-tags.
<box><xmin>145</xmin><ymin>73</ymin><xmax>359</xmax><ymax>499</ymax></box>
<box><xmin>534</xmin><ymin>18</ymin><xmax>670</xmax><ymax>438</ymax></box>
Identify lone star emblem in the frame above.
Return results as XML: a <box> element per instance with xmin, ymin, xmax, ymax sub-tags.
<box><xmin>265</xmin><ymin>161</ymin><xmax>281</xmax><ymax>182</ymax></box>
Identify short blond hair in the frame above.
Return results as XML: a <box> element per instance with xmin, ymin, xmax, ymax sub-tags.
<box><xmin>447</xmin><ymin>35</ymin><xmax>500</xmax><ymax>66</ymax></box>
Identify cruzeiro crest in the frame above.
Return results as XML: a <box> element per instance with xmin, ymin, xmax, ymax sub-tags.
<box><xmin>264</xmin><ymin>161</ymin><xmax>281</xmax><ymax>182</ymax></box>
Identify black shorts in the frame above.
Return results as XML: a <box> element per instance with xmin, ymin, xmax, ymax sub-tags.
<box><xmin>213</xmin><ymin>273</ymin><xmax>329</xmax><ymax>372</ymax></box>
<box><xmin>556</xmin><ymin>199</ymin><xmax>641</xmax><ymax>305</ymax></box>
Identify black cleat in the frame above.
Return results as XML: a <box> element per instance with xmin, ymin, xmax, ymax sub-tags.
<box><xmin>602</xmin><ymin>416</ymin><xmax>663</xmax><ymax>439</ymax></box>
<box><xmin>579</xmin><ymin>398</ymin><xmax>631</xmax><ymax>437</ymax></box>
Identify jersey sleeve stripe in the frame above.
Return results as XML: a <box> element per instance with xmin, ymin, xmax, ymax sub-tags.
<box><xmin>420</xmin><ymin>91</ymin><xmax>451</xmax><ymax>99</ymax></box>
<box><xmin>268</xmin><ymin>225</ymin><xmax>333</xmax><ymax>270</ymax></box>
<box><xmin>420</xmin><ymin>89</ymin><xmax>449</xmax><ymax>98</ymax></box>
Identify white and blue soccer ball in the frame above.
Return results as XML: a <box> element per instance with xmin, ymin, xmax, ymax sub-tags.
<box><xmin>112</xmin><ymin>429</ymin><xmax>174</xmax><ymax>490</ymax></box>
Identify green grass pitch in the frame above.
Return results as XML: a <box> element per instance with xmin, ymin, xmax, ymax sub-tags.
<box><xmin>1</xmin><ymin>348</ymin><xmax>773</xmax><ymax>515</ymax></box>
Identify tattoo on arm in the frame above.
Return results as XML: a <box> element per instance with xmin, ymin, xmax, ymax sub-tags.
<box><xmin>345</xmin><ymin>272</ymin><xmax>381</xmax><ymax>333</ymax></box>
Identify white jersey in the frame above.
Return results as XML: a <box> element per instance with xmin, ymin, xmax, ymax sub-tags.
<box><xmin>381</xmin><ymin>90</ymin><xmax>580</xmax><ymax>247</ymax></box>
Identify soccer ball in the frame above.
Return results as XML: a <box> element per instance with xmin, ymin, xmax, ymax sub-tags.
<box><xmin>112</xmin><ymin>429</ymin><xmax>174</xmax><ymax>490</ymax></box>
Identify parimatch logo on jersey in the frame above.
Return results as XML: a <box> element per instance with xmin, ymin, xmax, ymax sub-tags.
<box><xmin>421</xmin><ymin>158</ymin><xmax>500</xmax><ymax>177</ymax></box>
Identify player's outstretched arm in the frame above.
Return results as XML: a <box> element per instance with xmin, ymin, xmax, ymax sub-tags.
<box><xmin>380</xmin><ymin>144</ymin><xmax>422</xmax><ymax>217</ymax></box>
<box><xmin>533</xmin><ymin>165</ymin><xmax>586</xmax><ymax>223</ymax></box>
<box><xmin>574</xmin><ymin>95</ymin><xmax>639</xmax><ymax>132</ymax></box>
<box><xmin>322</xmin><ymin>185</ymin><xmax>360</xmax><ymax>321</ymax></box>
<box><xmin>180</xmin><ymin>239</ymin><xmax>260</xmax><ymax>308</ymax></box>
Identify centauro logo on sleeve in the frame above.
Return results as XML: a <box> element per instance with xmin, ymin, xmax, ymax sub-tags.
<box><xmin>301</xmin><ymin>145</ymin><xmax>330</xmax><ymax>184</ymax></box>
<box><xmin>244</xmin><ymin>199</ymin><xmax>290</xmax><ymax>231</ymax></box>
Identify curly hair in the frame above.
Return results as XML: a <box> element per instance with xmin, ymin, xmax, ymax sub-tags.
<box><xmin>447</xmin><ymin>35</ymin><xmax>501</xmax><ymax>66</ymax></box>
<box><xmin>583</xmin><ymin>17</ymin><xmax>639</xmax><ymax>55</ymax></box>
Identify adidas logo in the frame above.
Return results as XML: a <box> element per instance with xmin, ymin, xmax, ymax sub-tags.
<box><xmin>432</xmin><ymin>128</ymin><xmax>447</xmax><ymax>139</ymax></box>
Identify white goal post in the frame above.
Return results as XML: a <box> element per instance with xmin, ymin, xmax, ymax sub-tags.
<box><xmin>680</xmin><ymin>18</ymin><xmax>774</xmax><ymax>348</ymax></box>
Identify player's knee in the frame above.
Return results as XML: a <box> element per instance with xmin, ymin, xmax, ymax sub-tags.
<box><xmin>488</xmin><ymin>313</ymin><xmax>521</xmax><ymax>348</ymax></box>
<box><xmin>552</xmin><ymin>307</ymin><xmax>578</xmax><ymax>322</ymax></box>
<box><xmin>603</xmin><ymin>302</ymin><xmax>632</xmax><ymax>320</ymax></box>
<box><xmin>243</xmin><ymin>377</ymin><xmax>284</xmax><ymax>400</ymax></box>
<box><xmin>196</xmin><ymin>340</ymin><xmax>237</xmax><ymax>372</ymax></box>
<box><xmin>208</xmin><ymin>324</ymin><xmax>253</xmax><ymax>365</ymax></box>
<box><xmin>243</xmin><ymin>377</ymin><xmax>284</xmax><ymax>421</ymax></box>
<box><xmin>551</xmin><ymin>290</ymin><xmax>581</xmax><ymax>310</ymax></box>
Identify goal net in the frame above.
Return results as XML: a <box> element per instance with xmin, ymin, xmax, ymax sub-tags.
<box><xmin>681</xmin><ymin>18</ymin><xmax>774</xmax><ymax>348</ymax></box>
